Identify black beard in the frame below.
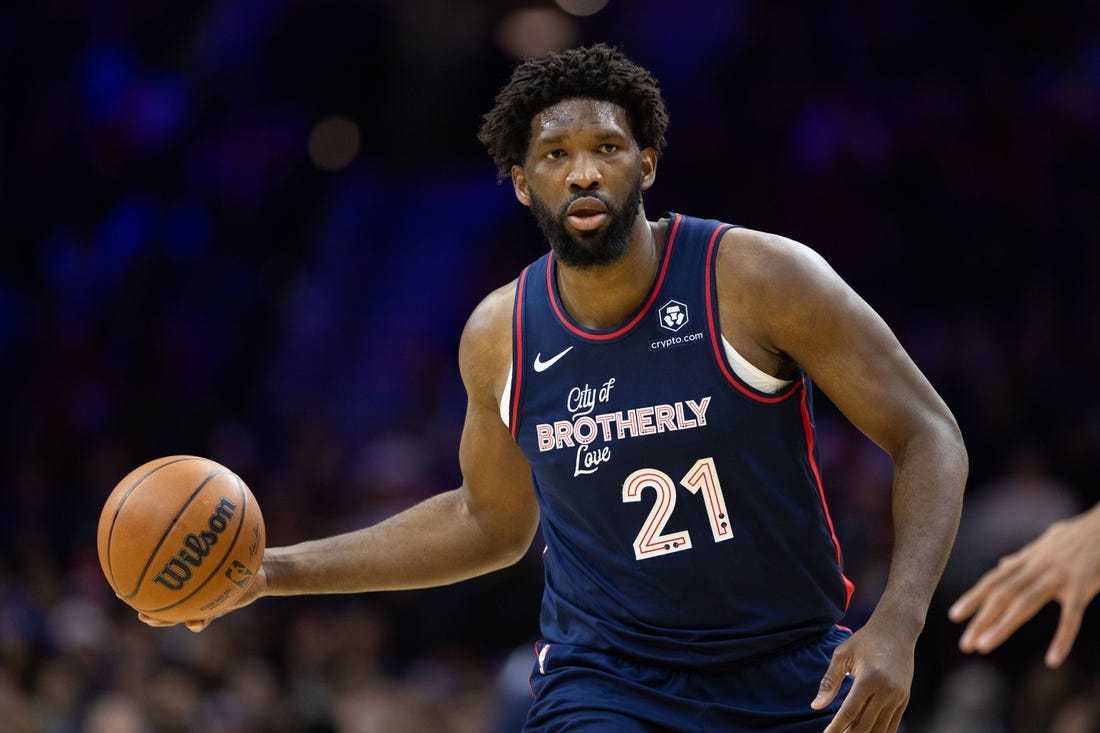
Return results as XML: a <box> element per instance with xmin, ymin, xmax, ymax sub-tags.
<box><xmin>529</xmin><ymin>179</ymin><xmax>644</xmax><ymax>270</ymax></box>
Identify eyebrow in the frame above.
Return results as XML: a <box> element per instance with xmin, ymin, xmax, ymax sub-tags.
<box><xmin>535</xmin><ymin>129</ymin><xmax>625</xmax><ymax>146</ymax></box>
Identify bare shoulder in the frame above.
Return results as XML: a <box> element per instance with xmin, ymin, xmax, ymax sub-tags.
<box><xmin>715</xmin><ymin>227</ymin><xmax>853</xmax><ymax>359</ymax></box>
<box><xmin>715</xmin><ymin>225</ymin><xmax>962</xmax><ymax>464</ymax></box>
<box><xmin>717</xmin><ymin>227</ymin><xmax>838</xmax><ymax>295</ymax></box>
<box><xmin>459</xmin><ymin>280</ymin><xmax>517</xmax><ymax>407</ymax></box>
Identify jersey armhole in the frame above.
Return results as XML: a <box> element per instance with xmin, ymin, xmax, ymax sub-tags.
<box><xmin>500</xmin><ymin>366</ymin><xmax>512</xmax><ymax>428</ymax></box>
<box><xmin>705</xmin><ymin>223</ymin><xmax>803</xmax><ymax>403</ymax></box>
<box><xmin>720</xmin><ymin>337</ymin><xmax>791</xmax><ymax>394</ymax></box>
<box><xmin>506</xmin><ymin>265</ymin><xmax>531</xmax><ymax>439</ymax></box>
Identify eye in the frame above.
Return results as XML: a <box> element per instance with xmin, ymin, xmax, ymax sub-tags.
<box><xmin>598</xmin><ymin>143</ymin><xmax>618</xmax><ymax>154</ymax></box>
<box><xmin>545</xmin><ymin>149</ymin><xmax>566</xmax><ymax>160</ymax></box>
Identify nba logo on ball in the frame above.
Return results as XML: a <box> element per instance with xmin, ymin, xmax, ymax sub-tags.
<box><xmin>151</xmin><ymin>496</ymin><xmax>253</xmax><ymax>591</ymax></box>
<box><xmin>97</xmin><ymin>456</ymin><xmax>266</xmax><ymax>623</ymax></box>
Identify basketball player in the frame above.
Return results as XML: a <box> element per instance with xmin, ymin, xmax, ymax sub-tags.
<box><xmin>143</xmin><ymin>45</ymin><xmax>968</xmax><ymax>732</ymax></box>
<box><xmin>950</xmin><ymin>500</ymin><xmax>1100</xmax><ymax>669</ymax></box>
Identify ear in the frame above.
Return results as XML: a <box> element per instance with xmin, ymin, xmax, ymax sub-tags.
<box><xmin>640</xmin><ymin>148</ymin><xmax>658</xmax><ymax>192</ymax></box>
<box><xmin>510</xmin><ymin>165</ymin><xmax>532</xmax><ymax>207</ymax></box>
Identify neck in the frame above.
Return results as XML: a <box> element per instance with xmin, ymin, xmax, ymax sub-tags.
<box><xmin>554</xmin><ymin>213</ymin><xmax>665</xmax><ymax>330</ymax></box>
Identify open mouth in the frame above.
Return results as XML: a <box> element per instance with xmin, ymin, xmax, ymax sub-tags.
<box><xmin>566</xmin><ymin>197</ymin><xmax>609</xmax><ymax>231</ymax></box>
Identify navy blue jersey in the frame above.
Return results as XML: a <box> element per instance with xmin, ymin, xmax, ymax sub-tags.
<box><xmin>508</xmin><ymin>213</ymin><xmax>853</xmax><ymax>666</ymax></box>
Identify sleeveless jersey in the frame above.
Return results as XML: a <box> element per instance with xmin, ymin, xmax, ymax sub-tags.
<box><xmin>508</xmin><ymin>213</ymin><xmax>853</xmax><ymax>666</ymax></box>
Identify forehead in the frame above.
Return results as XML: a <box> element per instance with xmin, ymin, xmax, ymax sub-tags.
<box><xmin>530</xmin><ymin>98</ymin><xmax>632</xmax><ymax>141</ymax></box>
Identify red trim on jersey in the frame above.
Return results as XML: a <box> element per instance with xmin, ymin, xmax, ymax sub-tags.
<box><xmin>799</xmin><ymin>386</ymin><xmax>855</xmax><ymax>609</ymax></box>
<box><xmin>510</xmin><ymin>267</ymin><xmax>530</xmax><ymax>441</ymax></box>
<box><xmin>546</xmin><ymin>214</ymin><xmax>683</xmax><ymax>340</ymax></box>
<box><xmin>704</xmin><ymin>225</ymin><xmax>802</xmax><ymax>403</ymax></box>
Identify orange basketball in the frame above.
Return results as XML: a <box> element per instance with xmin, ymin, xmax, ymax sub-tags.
<box><xmin>97</xmin><ymin>455</ymin><xmax>265</xmax><ymax>623</ymax></box>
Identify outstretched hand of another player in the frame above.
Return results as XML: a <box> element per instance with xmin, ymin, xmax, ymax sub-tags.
<box><xmin>811</xmin><ymin>617</ymin><xmax>914</xmax><ymax>733</ymax></box>
<box><xmin>948</xmin><ymin>503</ymin><xmax>1100</xmax><ymax>669</ymax></box>
<box><xmin>137</xmin><ymin>564</ymin><xmax>269</xmax><ymax>633</ymax></box>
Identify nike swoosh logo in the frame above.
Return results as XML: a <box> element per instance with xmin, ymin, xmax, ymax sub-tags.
<box><xmin>533</xmin><ymin>346</ymin><xmax>574</xmax><ymax>373</ymax></box>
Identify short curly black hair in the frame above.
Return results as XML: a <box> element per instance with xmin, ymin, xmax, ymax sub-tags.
<box><xmin>477</xmin><ymin>44</ymin><xmax>669</xmax><ymax>179</ymax></box>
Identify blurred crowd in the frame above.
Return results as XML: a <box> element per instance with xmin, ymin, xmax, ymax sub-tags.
<box><xmin>1</xmin><ymin>1</ymin><xmax>1099</xmax><ymax>731</ymax></box>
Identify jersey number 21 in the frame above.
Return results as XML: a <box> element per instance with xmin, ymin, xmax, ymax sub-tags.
<box><xmin>622</xmin><ymin>457</ymin><xmax>732</xmax><ymax>561</ymax></box>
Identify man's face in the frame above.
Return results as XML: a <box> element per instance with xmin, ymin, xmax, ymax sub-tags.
<box><xmin>513</xmin><ymin>99</ymin><xmax>655</xmax><ymax>269</ymax></box>
<box><xmin>527</xmin><ymin>177</ymin><xmax>643</xmax><ymax>270</ymax></box>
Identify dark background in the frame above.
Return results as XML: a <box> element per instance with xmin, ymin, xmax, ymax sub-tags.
<box><xmin>1</xmin><ymin>1</ymin><xmax>1099</xmax><ymax>731</ymax></box>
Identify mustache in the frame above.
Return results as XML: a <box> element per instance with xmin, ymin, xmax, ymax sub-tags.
<box><xmin>558</xmin><ymin>191</ymin><xmax>615</xmax><ymax>218</ymax></box>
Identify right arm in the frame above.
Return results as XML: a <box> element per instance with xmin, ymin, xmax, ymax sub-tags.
<box><xmin>144</xmin><ymin>283</ymin><xmax>540</xmax><ymax>628</ymax></box>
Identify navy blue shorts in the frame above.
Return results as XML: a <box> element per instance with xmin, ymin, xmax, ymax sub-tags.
<box><xmin>523</xmin><ymin>626</ymin><xmax>853</xmax><ymax>732</ymax></box>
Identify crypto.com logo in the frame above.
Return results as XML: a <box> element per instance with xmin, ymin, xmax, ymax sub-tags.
<box><xmin>658</xmin><ymin>300</ymin><xmax>689</xmax><ymax>332</ymax></box>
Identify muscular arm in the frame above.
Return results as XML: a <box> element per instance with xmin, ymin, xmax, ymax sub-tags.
<box><xmin>142</xmin><ymin>284</ymin><xmax>539</xmax><ymax>634</ymax></box>
<box><xmin>717</xmin><ymin>229</ymin><xmax>967</xmax><ymax>732</ymax></box>
<box><xmin>261</xmin><ymin>284</ymin><xmax>539</xmax><ymax>595</ymax></box>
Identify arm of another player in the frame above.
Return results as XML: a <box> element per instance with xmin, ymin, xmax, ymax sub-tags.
<box><xmin>717</xmin><ymin>229</ymin><xmax>968</xmax><ymax>733</ymax></box>
<box><xmin>143</xmin><ymin>283</ymin><xmax>540</xmax><ymax>631</ymax></box>
<box><xmin>948</xmin><ymin>501</ymin><xmax>1100</xmax><ymax>668</ymax></box>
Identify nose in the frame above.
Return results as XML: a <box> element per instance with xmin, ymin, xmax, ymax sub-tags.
<box><xmin>566</xmin><ymin>152</ymin><xmax>602</xmax><ymax>191</ymax></box>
